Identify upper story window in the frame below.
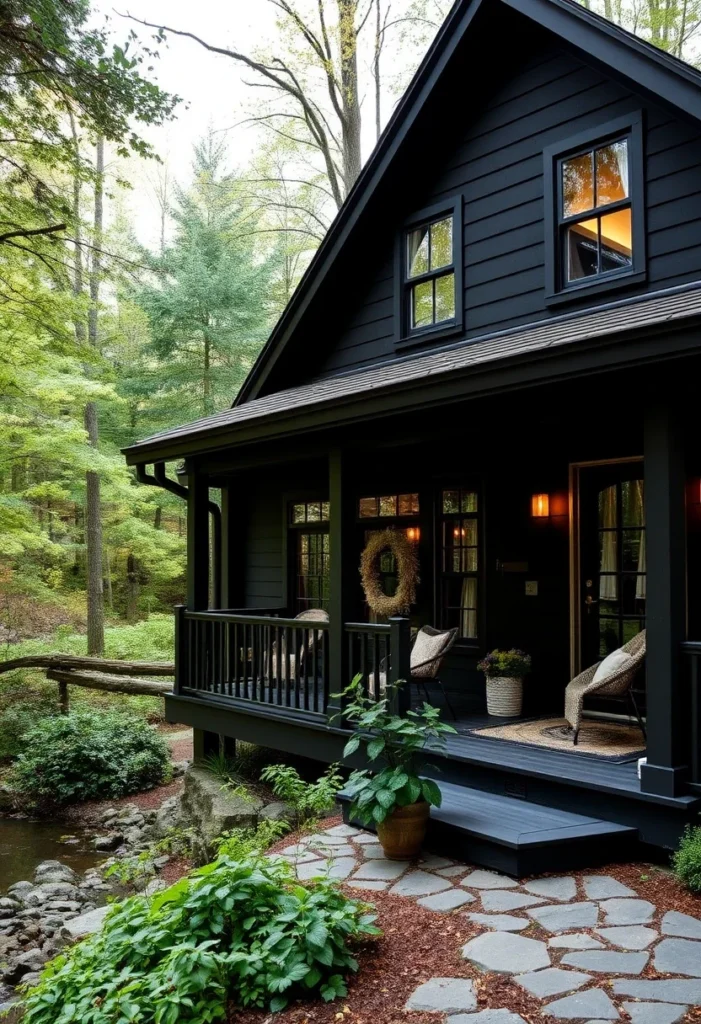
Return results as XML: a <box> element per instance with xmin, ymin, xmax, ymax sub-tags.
<box><xmin>544</xmin><ymin>113</ymin><xmax>645</xmax><ymax>303</ymax></box>
<box><xmin>407</xmin><ymin>216</ymin><xmax>455</xmax><ymax>329</ymax></box>
<box><xmin>561</xmin><ymin>139</ymin><xmax>631</xmax><ymax>284</ymax></box>
<box><xmin>397</xmin><ymin>196</ymin><xmax>463</xmax><ymax>345</ymax></box>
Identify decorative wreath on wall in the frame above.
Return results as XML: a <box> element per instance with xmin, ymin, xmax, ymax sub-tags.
<box><xmin>360</xmin><ymin>528</ymin><xmax>419</xmax><ymax>618</ymax></box>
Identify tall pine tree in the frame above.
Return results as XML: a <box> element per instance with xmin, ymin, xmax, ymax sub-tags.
<box><xmin>137</xmin><ymin>133</ymin><xmax>280</xmax><ymax>420</ymax></box>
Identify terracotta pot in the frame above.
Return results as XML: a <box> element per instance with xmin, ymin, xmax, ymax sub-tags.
<box><xmin>486</xmin><ymin>675</ymin><xmax>523</xmax><ymax>717</ymax></box>
<box><xmin>376</xmin><ymin>800</ymin><xmax>430</xmax><ymax>859</ymax></box>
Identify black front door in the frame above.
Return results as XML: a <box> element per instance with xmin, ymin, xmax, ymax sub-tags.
<box><xmin>579</xmin><ymin>462</ymin><xmax>646</xmax><ymax>668</ymax></box>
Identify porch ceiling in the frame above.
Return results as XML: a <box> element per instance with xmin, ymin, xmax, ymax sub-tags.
<box><xmin>123</xmin><ymin>282</ymin><xmax>701</xmax><ymax>465</ymax></box>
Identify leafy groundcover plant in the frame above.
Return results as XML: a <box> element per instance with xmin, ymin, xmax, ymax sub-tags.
<box><xmin>673</xmin><ymin>824</ymin><xmax>701</xmax><ymax>893</ymax></box>
<box><xmin>23</xmin><ymin>854</ymin><xmax>380</xmax><ymax>1023</ymax></box>
<box><xmin>340</xmin><ymin>676</ymin><xmax>456</xmax><ymax>827</ymax></box>
<box><xmin>8</xmin><ymin>710</ymin><xmax>171</xmax><ymax>808</ymax></box>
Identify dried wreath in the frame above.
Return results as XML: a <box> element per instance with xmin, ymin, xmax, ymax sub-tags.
<box><xmin>359</xmin><ymin>528</ymin><xmax>419</xmax><ymax>618</ymax></box>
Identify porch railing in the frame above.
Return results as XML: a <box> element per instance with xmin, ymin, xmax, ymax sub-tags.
<box><xmin>682</xmin><ymin>641</ymin><xmax>701</xmax><ymax>785</ymax></box>
<box><xmin>344</xmin><ymin>618</ymin><xmax>411</xmax><ymax>710</ymax></box>
<box><xmin>175</xmin><ymin>608</ymin><xmax>329</xmax><ymax>715</ymax></box>
<box><xmin>173</xmin><ymin>608</ymin><xmax>412</xmax><ymax>721</ymax></box>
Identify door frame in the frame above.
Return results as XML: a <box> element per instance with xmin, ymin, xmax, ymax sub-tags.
<box><xmin>569</xmin><ymin>456</ymin><xmax>643</xmax><ymax>676</ymax></box>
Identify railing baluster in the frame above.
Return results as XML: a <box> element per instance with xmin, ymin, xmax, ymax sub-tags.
<box><xmin>283</xmin><ymin>626</ymin><xmax>291</xmax><ymax>707</ymax></box>
<box><xmin>275</xmin><ymin>624</ymin><xmax>282</xmax><ymax>704</ymax></box>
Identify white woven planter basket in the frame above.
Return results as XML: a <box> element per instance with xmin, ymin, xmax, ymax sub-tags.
<box><xmin>486</xmin><ymin>676</ymin><xmax>523</xmax><ymax>717</ymax></box>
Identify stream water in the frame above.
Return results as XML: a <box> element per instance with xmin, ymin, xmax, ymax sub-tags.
<box><xmin>0</xmin><ymin>816</ymin><xmax>101</xmax><ymax>890</ymax></box>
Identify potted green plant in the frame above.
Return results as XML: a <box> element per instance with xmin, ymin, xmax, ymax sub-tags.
<box><xmin>339</xmin><ymin>676</ymin><xmax>456</xmax><ymax>859</ymax></box>
<box><xmin>477</xmin><ymin>649</ymin><xmax>531</xmax><ymax>717</ymax></box>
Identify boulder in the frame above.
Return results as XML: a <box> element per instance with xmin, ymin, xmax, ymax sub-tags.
<box><xmin>0</xmin><ymin>900</ymin><xmax>20</xmax><ymax>920</ymax></box>
<box><xmin>0</xmin><ymin>786</ymin><xmax>15</xmax><ymax>812</ymax></box>
<box><xmin>93</xmin><ymin>833</ymin><xmax>123</xmax><ymax>852</ymax></box>
<box><xmin>260</xmin><ymin>801</ymin><xmax>295</xmax><ymax>822</ymax></box>
<box><xmin>34</xmin><ymin>861</ymin><xmax>77</xmax><ymax>885</ymax></box>
<box><xmin>180</xmin><ymin>768</ymin><xmax>264</xmax><ymax>850</ymax></box>
<box><xmin>6</xmin><ymin>882</ymin><xmax>32</xmax><ymax>902</ymax></box>
<box><xmin>31</xmin><ymin>883</ymin><xmax>80</xmax><ymax>901</ymax></box>
<box><xmin>150</xmin><ymin>795</ymin><xmax>184</xmax><ymax>840</ymax></box>
<box><xmin>60</xmin><ymin>905</ymin><xmax>111</xmax><ymax>942</ymax></box>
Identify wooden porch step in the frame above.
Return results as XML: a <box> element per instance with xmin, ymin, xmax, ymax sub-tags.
<box><xmin>340</xmin><ymin>780</ymin><xmax>638</xmax><ymax>877</ymax></box>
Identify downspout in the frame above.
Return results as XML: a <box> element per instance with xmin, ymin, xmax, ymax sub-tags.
<box><xmin>136</xmin><ymin>463</ymin><xmax>222</xmax><ymax>609</ymax></box>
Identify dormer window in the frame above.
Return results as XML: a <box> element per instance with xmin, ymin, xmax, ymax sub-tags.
<box><xmin>544</xmin><ymin>113</ymin><xmax>645</xmax><ymax>303</ymax></box>
<box><xmin>397</xmin><ymin>195</ymin><xmax>463</xmax><ymax>346</ymax></box>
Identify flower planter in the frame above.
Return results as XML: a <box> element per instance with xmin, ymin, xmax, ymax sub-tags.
<box><xmin>376</xmin><ymin>800</ymin><xmax>430</xmax><ymax>859</ymax></box>
<box><xmin>486</xmin><ymin>675</ymin><xmax>523</xmax><ymax>717</ymax></box>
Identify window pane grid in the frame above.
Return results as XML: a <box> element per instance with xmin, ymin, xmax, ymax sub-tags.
<box><xmin>358</xmin><ymin>493</ymin><xmax>420</xmax><ymax>519</ymax></box>
<box><xmin>297</xmin><ymin>532</ymin><xmax>330</xmax><ymax>612</ymax></box>
<box><xmin>560</xmin><ymin>135</ymin><xmax>632</xmax><ymax>286</ymax></box>
<box><xmin>440</xmin><ymin>489</ymin><xmax>479</xmax><ymax>640</ymax></box>
<box><xmin>406</xmin><ymin>211</ymin><xmax>456</xmax><ymax>333</ymax></box>
<box><xmin>291</xmin><ymin>501</ymin><xmax>330</xmax><ymax>525</ymax></box>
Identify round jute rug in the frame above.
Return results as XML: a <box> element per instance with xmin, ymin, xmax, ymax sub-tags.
<box><xmin>471</xmin><ymin>716</ymin><xmax>646</xmax><ymax>761</ymax></box>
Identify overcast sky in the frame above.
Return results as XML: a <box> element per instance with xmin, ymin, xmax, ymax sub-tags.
<box><xmin>96</xmin><ymin>1</ymin><xmax>282</xmax><ymax>246</ymax></box>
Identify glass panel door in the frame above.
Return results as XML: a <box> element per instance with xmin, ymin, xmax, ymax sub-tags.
<box><xmin>580</xmin><ymin>463</ymin><xmax>645</xmax><ymax>666</ymax></box>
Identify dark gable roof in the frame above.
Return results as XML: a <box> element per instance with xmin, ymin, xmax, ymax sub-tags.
<box><xmin>234</xmin><ymin>0</ymin><xmax>701</xmax><ymax>406</ymax></box>
<box><xmin>123</xmin><ymin>282</ymin><xmax>701</xmax><ymax>464</ymax></box>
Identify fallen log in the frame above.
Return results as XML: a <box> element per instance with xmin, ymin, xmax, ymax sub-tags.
<box><xmin>0</xmin><ymin>654</ymin><xmax>174</xmax><ymax>677</ymax></box>
<box><xmin>46</xmin><ymin>669</ymin><xmax>173</xmax><ymax>696</ymax></box>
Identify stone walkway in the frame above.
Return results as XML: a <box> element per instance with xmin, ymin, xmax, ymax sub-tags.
<box><xmin>279</xmin><ymin>823</ymin><xmax>701</xmax><ymax>1023</ymax></box>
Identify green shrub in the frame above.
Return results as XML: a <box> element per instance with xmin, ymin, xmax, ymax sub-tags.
<box><xmin>24</xmin><ymin>854</ymin><xmax>380</xmax><ymax>1022</ymax></box>
<box><xmin>216</xmin><ymin>820</ymin><xmax>290</xmax><ymax>860</ymax></box>
<box><xmin>8</xmin><ymin>711</ymin><xmax>171</xmax><ymax>807</ymax></box>
<box><xmin>673</xmin><ymin>825</ymin><xmax>701</xmax><ymax>892</ymax></box>
<box><xmin>260</xmin><ymin>762</ymin><xmax>343</xmax><ymax>827</ymax></box>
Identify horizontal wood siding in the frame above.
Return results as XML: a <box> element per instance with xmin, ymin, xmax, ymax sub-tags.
<box><xmin>243</xmin><ymin>480</ymin><xmax>284</xmax><ymax>608</ymax></box>
<box><xmin>313</xmin><ymin>34</ymin><xmax>701</xmax><ymax>380</ymax></box>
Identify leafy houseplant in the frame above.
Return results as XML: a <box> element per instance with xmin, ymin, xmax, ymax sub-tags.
<box><xmin>340</xmin><ymin>675</ymin><xmax>456</xmax><ymax>859</ymax></box>
<box><xmin>477</xmin><ymin>649</ymin><xmax>532</xmax><ymax>717</ymax></box>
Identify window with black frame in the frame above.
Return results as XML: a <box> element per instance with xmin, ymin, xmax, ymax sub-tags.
<box><xmin>358</xmin><ymin>493</ymin><xmax>420</xmax><ymax>620</ymax></box>
<box><xmin>289</xmin><ymin>501</ymin><xmax>330</xmax><ymax>614</ymax></box>
<box><xmin>560</xmin><ymin>136</ymin><xmax>633</xmax><ymax>285</ymax></box>
<box><xmin>440</xmin><ymin>488</ymin><xmax>479</xmax><ymax>640</ymax></box>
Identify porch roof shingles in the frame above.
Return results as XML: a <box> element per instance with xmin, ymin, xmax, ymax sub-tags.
<box><xmin>123</xmin><ymin>283</ymin><xmax>701</xmax><ymax>463</ymax></box>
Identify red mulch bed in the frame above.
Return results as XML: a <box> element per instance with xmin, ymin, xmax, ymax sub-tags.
<box><xmin>231</xmin><ymin>821</ymin><xmax>701</xmax><ymax>1024</ymax></box>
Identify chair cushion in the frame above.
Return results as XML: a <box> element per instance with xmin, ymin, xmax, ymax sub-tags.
<box><xmin>592</xmin><ymin>648</ymin><xmax>633</xmax><ymax>685</ymax></box>
<box><xmin>411</xmin><ymin>628</ymin><xmax>452</xmax><ymax>679</ymax></box>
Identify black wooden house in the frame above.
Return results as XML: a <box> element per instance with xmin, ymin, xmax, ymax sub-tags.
<box><xmin>124</xmin><ymin>0</ymin><xmax>701</xmax><ymax>873</ymax></box>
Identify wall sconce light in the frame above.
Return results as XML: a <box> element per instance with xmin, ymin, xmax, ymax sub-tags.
<box><xmin>406</xmin><ymin>526</ymin><xmax>420</xmax><ymax>542</ymax></box>
<box><xmin>531</xmin><ymin>493</ymin><xmax>550</xmax><ymax>518</ymax></box>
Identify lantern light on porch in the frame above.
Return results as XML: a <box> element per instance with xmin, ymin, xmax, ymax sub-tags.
<box><xmin>531</xmin><ymin>493</ymin><xmax>550</xmax><ymax>518</ymax></box>
<box><xmin>406</xmin><ymin>526</ymin><xmax>420</xmax><ymax>543</ymax></box>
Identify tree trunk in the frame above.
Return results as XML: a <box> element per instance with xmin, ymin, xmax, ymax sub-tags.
<box><xmin>374</xmin><ymin>0</ymin><xmax>382</xmax><ymax>142</ymax></box>
<box><xmin>338</xmin><ymin>0</ymin><xmax>362</xmax><ymax>190</ymax></box>
<box><xmin>126</xmin><ymin>552</ymin><xmax>139</xmax><ymax>623</ymax></box>
<box><xmin>47</xmin><ymin>669</ymin><xmax>172</xmax><ymax>696</ymax></box>
<box><xmin>85</xmin><ymin>136</ymin><xmax>105</xmax><ymax>656</ymax></box>
<box><xmin>0</xmin><ymin>653</ymin><xmax>174</xmax><ymax>676</ymax></box>
<box><xmin>69</xmin><ymin>111</ymin><xmax>86</xmax><ymax>344</ymax></box>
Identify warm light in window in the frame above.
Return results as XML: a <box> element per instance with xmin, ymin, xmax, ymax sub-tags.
<box><xmin>406</xmin><ymin>526</ymin><xmax>420</xmax><ymax>542</ymax></box>
<box><xmin>531</xmin><ymin>493</ymin><xmax>550</xmax><ymax>518</ymax></box>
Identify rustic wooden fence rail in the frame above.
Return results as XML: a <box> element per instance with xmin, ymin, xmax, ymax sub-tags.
<box><xmin>0</xmin><ymin>655</ymin><xmax>174</xmax><ymax>713</ymax></box>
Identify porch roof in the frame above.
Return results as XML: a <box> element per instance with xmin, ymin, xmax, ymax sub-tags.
<box><xmin>123</xmin><ymin>282</ymin><xmax>701</xmax><ymax>465</ymax></box>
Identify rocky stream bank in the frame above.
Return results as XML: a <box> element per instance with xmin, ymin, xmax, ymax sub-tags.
<box><xmin>0</xmin><ymin>765</ymin><xmax>296</xmax><ymax>1017</ymax></box>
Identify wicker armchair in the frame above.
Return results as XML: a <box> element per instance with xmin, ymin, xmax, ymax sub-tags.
<box><xmin>410</xmin><ymin>625</ymin><xmax>459</xmax><ymax>719</ymax></box>
<box><xmin>265</xmin><ymin>608</ymin><xmax>329</xmax><ymax>683</ymax></box>
<box><xmin>564</xmin><ymin>630</ymin><xmax>646</xmax><ymax>745</ymax></box>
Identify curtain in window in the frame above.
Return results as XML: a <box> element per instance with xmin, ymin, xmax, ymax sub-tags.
<box><xmin>460</xmin><ymin>577</ymin><xmax>477</xmax><ymax>638</ymax></box>
<box><xmin>614</xmin><ymin>141</ymin><xmax>629</xmax><ymax>198</ymax></box>
<box><xmin>599</xmin><ymin>485</ymin><xmax>618</xmax><ymax>600</ymax></box>
<box><xmin>635</xmin><ymin>480</ymin><xmax>646</xmax><ymax>600</ymax></box>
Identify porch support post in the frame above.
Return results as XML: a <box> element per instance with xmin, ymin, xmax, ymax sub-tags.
<box><xmin>220</xmin><ymin>484</ymin><xmax>239</xmax><ymax>610</ymax></box>
<box><xmin>327</xmin><ymin>449</ymin><xmax>355</xmax><ymax>722</ymax></box>
<box><xmin>186</xmin><ymin>463</ymin><xmax>210</xmax><ymax>611</ymax></box>
<box><xmin>186</xmin><ymin>464</ymin><xmax>218</xmax><ymax>758</ymax></box>
<box><xmin>640</xmin><ymin>401</ymin><xmax>688</xmax><ymax>798</ymax></box>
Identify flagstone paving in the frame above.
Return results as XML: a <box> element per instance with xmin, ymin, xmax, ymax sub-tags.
<box><xmin>281</xmin><ymin>821</ymin><xmax>701</xmax><ymax>1022</ymax></box>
